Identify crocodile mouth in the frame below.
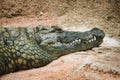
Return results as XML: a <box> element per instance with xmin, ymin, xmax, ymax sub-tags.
<box><xmin>65</xmin><ymin>36</ymin><xmax>97</xmax><ymax>45</ymax></box>
<box><xmin>51</xmin><ymin>35</ymin><xmax>100</xmax><ymax>47</ymax></box>
<box><xmin>39</xmin><ymin>28</ymin><xmax>104</xmax><ymax>51</ymax></box>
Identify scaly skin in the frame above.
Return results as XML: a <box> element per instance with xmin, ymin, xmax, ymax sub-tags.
<box><xmin>0</xmin><ymin>25</ymin><xmax>105</xmax><ymax>75</ymax></box>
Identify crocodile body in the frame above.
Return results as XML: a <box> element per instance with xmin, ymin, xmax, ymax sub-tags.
<box><xmin>0</xmin><ymin>25</ymin><xmax>105</xmax><ymax>75</ymax></box>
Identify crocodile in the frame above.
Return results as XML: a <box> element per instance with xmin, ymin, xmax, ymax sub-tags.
<box><xmin>0</xmin><ymin>25</ymin><xmax>105</xmax><ymax>75</ymax></box>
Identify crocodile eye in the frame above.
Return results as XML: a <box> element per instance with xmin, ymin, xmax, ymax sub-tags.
<box><xmin>41</xmin><ymin>41</ymin><xmax>54</xmax><ymax>45</ymax></box>
<box><xmin>40</xmin><ymin>39</ymin><xmax>56</xmax><ymax>45</ymax></box>
<box><xmin>50</xmin><ymin>26</ymin><xmax>63</xmax><ymax>33</ymax></box>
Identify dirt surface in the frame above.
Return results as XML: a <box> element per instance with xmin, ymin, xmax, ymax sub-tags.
<box><xmin>0</xmin><ymin>0</ymin><xmax>120</xmax><ymax>80</ymax></box>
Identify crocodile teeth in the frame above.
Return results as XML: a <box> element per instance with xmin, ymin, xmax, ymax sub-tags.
<box><xmin>71</xmin><ymin>39</ymin><xmax>80</xmax><ymax>45</ymax></box>
<box><xmin>67</xmin><ymin>43</ymin><xmax>71</xmax><ymax>46</ymax></box>
<box><xmin>91</xmin><ymin>39</ymin><xmax>94</xmax><ymax>42</ymax></box>
<box><xmin>89</xmin><ymin>40</ymin><xmax>92</xmax><ymax>43</ymax></box>
<box><xmin>73</xmin><ymin>41</ymin><xmax>77</xmax><ymax>44</ymax></box>
<box><xmin>75</xmin><ymin>40</ymin><xmax>79</xmax><ymax>42</ymax></box>
<box><xmin>94</xmin><ymin>36</ymin><xmax>96</xmax><ymax>40</ymax></box>
<box><xmin>78</xmin><ymin>39</ymin><xmax>81</xmax><ymax>42</ymax></box>
<box><xmin>70</xmin><ymin>43</ymin><xmax>73</xmax><ymax>45</ymax></box>
<box><xmin>88</xmin><ymin>36</ymin><xmax>96</xmax><ymax>43</ymax></box>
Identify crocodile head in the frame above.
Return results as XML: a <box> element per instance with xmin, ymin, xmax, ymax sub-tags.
<box><xmin>35</xmin><ymin>26</ymin><xmax>105</xmax><ymax>56</ymax></box>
